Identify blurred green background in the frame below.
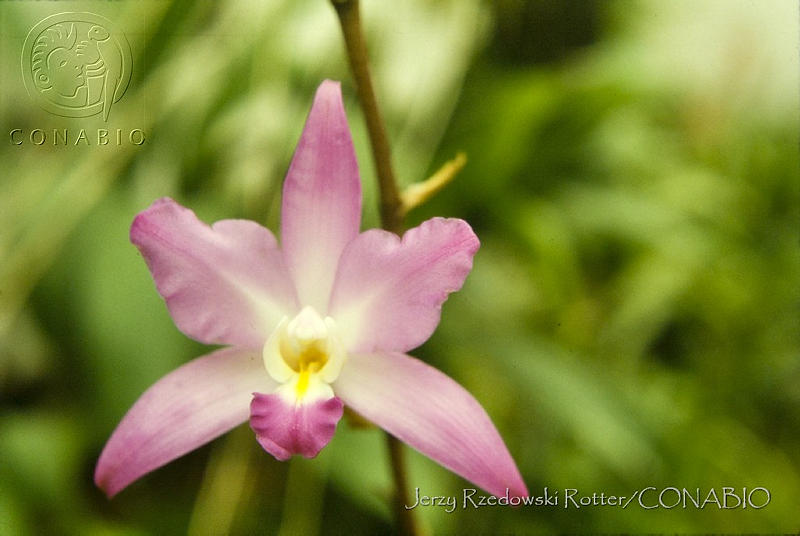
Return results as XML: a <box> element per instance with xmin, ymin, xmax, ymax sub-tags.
<box><xmin>1</xmin><ymin>0</ymin><xmax>798</xmax><ymax>534</ymax></box>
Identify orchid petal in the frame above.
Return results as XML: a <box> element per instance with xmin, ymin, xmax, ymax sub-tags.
<box><xmin>131</xmin><ymin>198</ymin><xmax>298</xmax><ymax>348</ymax></box>
<box><xmin>250</xmin><ymin>392</ymin><xmax>344</xmax><ymax>461</ymax></box>
<box><xmin>334</xmin><ymin>352</ymin><xmax>527</xmax><ymax>498</ymax></box>
<box><xmin>281</xmin><ymin>80</ymin><xmax>361</xmax><ymax>312</ymax></box>
<box><xmin>95</xmin><ymin>348</ymin><xmax>275</xmax><ymax>497</ymax></box>
<box><xmin>329</xmin><ymin>218</ymin><xmax>479</xmax><ymax>353</ymax></box>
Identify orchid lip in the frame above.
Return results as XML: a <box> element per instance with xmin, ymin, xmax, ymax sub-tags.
<box><xmin>263</xmin><ymin>306</ymin><xmax>346</xmax><ymax>402</ymax></box>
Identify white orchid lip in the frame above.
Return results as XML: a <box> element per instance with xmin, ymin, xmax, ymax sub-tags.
<box><xmin>263</xmin><ymin>306</ymin><xmax>346</xmax><ymax>403</ymax></box>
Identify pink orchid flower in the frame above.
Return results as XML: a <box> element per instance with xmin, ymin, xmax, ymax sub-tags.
<box><xmin>95</xmin><ymin>80</ymin><xmax>527</xmax><ymax>499</ymax></box>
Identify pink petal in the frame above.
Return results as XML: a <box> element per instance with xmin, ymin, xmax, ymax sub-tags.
<box><xmin>281</xmin><ymin>80</ymin><xmax>361</xmax><ymax>312</ymax></box>
<box><xmin>131</xmin><ymin>198</ymin><xmax>298</xmax><ymax>349</ymax></box>
<box><xmin>334</xmin><ymin>352</ymin><xmax>527</xmax><ymax>498</ymax></box>
<box><xmin>329</xmin><ymin>218</ymin><xmax>479</xmax><ymax>353</ymax></box>
<box><xmin>95</xmin><ymin>348</ymin><xmax>275</xmax><ymax>497</ymax></box>
<box><xmin>249</xmin><ymin>393</ymin><xmax>344</xmax><ymax>461</ymax></box>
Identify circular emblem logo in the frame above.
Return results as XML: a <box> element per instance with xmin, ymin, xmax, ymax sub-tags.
<box><xmin>21</xmin><ymin>12</ymin><xmax>132</xmax><ymax>121</ymax></box>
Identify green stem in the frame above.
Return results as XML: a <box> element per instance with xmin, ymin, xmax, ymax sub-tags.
<box><xmin>332</xmin><ymin>0</ymin><xmax>403</xmax><ymax>234</ymax></box>
<box><xmin>331</xmin><ymin>1</ymin><xmax>418</xmax><ymax>535</ymax></box>
<box><xmin>386</xmin><ymin>433</ymin><xmax>419</xmax><ymax>536</ymax></box>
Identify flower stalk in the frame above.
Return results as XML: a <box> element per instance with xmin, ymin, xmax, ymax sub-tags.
<box><xmin>332</xmin><ymin>0</ymin><xmax>403</xmax><ymax>234</ymax></box>
<box><xmin>331</xmin><ymin>1</ymin><xmax>426</xmax><ymax>534</ymax></box>
<box><xmin>386</xmin><ymin>432</ymin><xmax>418</xmax><ymax>536</ymax></box>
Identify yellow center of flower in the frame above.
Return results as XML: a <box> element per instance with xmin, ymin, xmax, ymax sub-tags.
<box><xmin>263</xmin><ymin>306</ymin><xmax>346</xmax><ymax>403</ymax></box>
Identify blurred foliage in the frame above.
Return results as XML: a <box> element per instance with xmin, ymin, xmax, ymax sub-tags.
<box><xmin>1</xmin><ymin>0</ymin><xmax>798</xmax><ymax>534</ymax></box>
